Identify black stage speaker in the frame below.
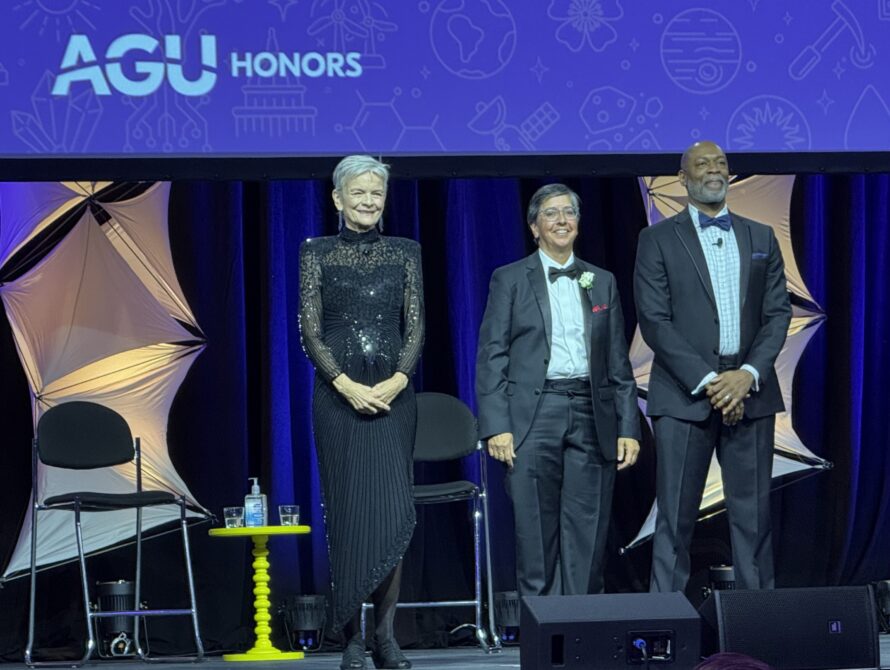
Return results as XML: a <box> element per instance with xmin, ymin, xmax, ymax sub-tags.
<box><xmin>520</xmin><ymin>593</ymin><xmax>700</xmax><ymax>670</ymax></box>
<box><xmin>699</xmin><ymin>585</ymin><xmax>879</xmax><ymax>670</ymax></box>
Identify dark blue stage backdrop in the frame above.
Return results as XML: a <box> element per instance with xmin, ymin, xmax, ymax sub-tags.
<box><xmin>2</xmin><ymin>172</ymin><xmax>890</xmax><ymax>653</ymax></box>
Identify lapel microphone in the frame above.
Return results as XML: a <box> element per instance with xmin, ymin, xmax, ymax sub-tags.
<box><xmin>713</xmin><ymin>237</ymin><xmax>723</xmax><ymax>248</ymax></box>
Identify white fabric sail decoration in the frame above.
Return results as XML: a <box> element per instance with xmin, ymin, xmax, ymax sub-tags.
<box><xmin>0</xmin><ymin>181</ymin><xmax>207</xmax><ymax>579</ymax></box>
<box><xmin>625</xmin><ymin>175</ymin><xmax>829</xmax><ymax>550</ymax></box>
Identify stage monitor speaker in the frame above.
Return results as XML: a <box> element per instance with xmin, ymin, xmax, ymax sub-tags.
<box><xmin>699</xmin><ymin>585</ymin><xmax>879</xmax><ymax>670</ymax></box>
<box><xmin>520</xmin><ymin>592</ymin><xmax>700</xmax><ymax>670</ymax></box>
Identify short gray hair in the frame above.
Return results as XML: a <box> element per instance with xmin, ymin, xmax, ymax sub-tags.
<box><xmin>526</xmin><ymin>183</ymin><xmax>581</xmax><ymax>226</ymax></box>
<box><xmin>332</xmin><ymin>154</ymin><xmax>390</xmax><ymax>192</ymax></box>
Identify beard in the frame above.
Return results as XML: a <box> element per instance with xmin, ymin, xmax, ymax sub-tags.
<box><xmin>687</xmin><ymin>176</ymin><xmax>728</xmax><ymax>204</ymax></box>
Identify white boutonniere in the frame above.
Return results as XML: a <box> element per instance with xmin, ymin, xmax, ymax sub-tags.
<box><xmin>578</xmin><ymin>271</ymin><xmax>595</xmax><ymax>289</ymax></box>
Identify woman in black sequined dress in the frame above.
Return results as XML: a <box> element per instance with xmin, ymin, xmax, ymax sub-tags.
<box><xmin>299</xmin><ymin>155</ymin><xmax>424</xmax><ymax>670</ymax></box>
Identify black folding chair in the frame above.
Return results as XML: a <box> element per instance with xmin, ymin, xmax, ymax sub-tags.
<box><xmin>361</xmin><ymin>392</ymin><xmax>499</xmax><ymax>650</ymax></box>
<box><xmin>25</xmin><ymin>401</ymin><xmax>205</xmax><ymax>666</ymax></box>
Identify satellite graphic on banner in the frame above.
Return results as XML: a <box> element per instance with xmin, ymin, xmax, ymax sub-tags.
<box><xmin>0</xmin><ymin>1</ymin><xmax>888</xmax><ymax>156</ymax></box>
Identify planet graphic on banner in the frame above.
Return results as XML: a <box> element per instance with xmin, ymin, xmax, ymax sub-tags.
<box><xmin>660</xmin><ymin>8</ymin><xmax>742</xmax><ymax>95</ymax></box>
<box><xmin>430</xmin><ymin>0</ymin><xmax>516</xmax><ymax>79</ymax></box>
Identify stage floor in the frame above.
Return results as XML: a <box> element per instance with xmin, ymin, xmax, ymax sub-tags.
<box><xmin>4</xmin><ymin>636</ymin><xmax>890</xmax><ymax>669</ymax></box>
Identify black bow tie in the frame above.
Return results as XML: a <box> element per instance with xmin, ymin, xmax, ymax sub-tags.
<box><xmin>699</xmin><ymin>213</ymin><xmax>732</xmax><ymax>231</ymax></box>
<box><xmin>548</xmin><ymin>264</ymin><xmax>579</xmax><ymax>283</ymax></box>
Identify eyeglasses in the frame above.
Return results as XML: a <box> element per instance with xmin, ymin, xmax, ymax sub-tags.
<box><xmin>540</xmin><ymin>206</ymin><xmax>579</xmax><ymax>222</ymax></box>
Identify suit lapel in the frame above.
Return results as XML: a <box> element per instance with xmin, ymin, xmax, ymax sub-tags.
<box><xmin>732</xmin><ymin>214</ymin><xmax>752</xmax><ymax>310</ymax></box>
<box><xmin>577</xmin><ymin>261</ymin><xmax>594</xmax><ymax>361</ymax></box>
<box><xmin>673</xmin><ymin>210</ymin><xmax>717</xmax><ymax>310</ymax></box>
<box><xmin>526</xmin><ymin>254</ymin><xmax>552</xmax><ymax>351</ymax></box>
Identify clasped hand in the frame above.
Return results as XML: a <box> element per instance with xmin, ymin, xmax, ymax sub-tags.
<box><xmin>332</xmin><ymin>372</ymin><xmax>408</xmax><ymax>414</ymax></box>
<box><xmin>706</xmin><ymin>369</ymin><xmax>753</xmax><ymax>426</ymax></box>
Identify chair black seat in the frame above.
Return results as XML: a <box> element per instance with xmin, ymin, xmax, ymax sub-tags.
<box><xmin>28</xmin><ymin>401</ymin><xmax>206</xmax><ymax>666</ymax></box>
<box><xmin>44</xmin><ymin>490</ymin><xmax>176</xmax><ymax>510</ymax></box>
<box><xmin>414</xmin><ymin>480</ymin><xmax>478</xmax><ymax>504</ymax></box>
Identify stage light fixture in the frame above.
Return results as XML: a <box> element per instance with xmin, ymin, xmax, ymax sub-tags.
<box><xmin>280</xmin><ymin>594</ymin><xmax>327</xmax><ymax>652</ymax></box>
<box><xmin>701</xmin><ymin>564</ymin><xmax>736</xmax><ymax>603</ymax></box>
<box><xmin>709</xmin><ymin>564</ymin><xmax>736</xmax><ymax>590</ymax></box>
<box><xmin>494</xmin><ymin>591</ymin><xmax>520</xmax><ymax>644</ymax></box>
<box><xmin>93</xmin><ymin>580</ymin><xmax>137</xmax><ymax>658</ymax></box>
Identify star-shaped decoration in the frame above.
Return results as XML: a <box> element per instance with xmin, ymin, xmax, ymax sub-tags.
<box><xmin>699</xmin><ymin>107</ymin><xmax>710</xmax><ymax>120</ymax></box>
<box><xmin>530</xmin><ymin>57</ymin><xmax>549</xmax><ymax>83</ymax></box>
<box><xmin>833</xmin><ymin>61</ymin><xmax>846</xmax><ymax>79</ymax></box>
<box><xmin>629</xmin><ymin>38</ymin><xmax>640</xmax><ymax>52</ymax></box>
<box><xmin>816</xmin><ymin>89</ymin><xmax>834</xmax><ymax>114</ymax></box>
<box><xmin>783</xmin><ymin>12</ymin><xmax>793</xmax><ymax>25</ymax></box>
<box><xmin>0</xmin><ymin>181</ymin><xmax>211</xmax><ymax>578</ymax></box>
<box><xmin>269</xmin><ymin>0</ymin><xmax>299</xmax><ymax>21</ymax></box>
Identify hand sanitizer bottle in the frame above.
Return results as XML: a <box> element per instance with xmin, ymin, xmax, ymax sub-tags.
<box><xmin>244</xmin><ymin>477</ymin><xmax>267</xmax><ymax>527</ymax></box>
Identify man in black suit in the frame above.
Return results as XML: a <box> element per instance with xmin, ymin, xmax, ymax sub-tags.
<box><xmin>634</xmin><ymin>141</ymin><xmax>791</xmax><ymax>592</ymax></box>
<box><xmin>476</xmin><ymin>183</ymin><xmax>641</xmax><ymax>596</ymax></box>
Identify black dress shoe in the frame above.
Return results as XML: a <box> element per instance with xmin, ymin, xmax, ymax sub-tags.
<box><xmin>340</xmin><ymin>634</ymin><xmax>367</xmax><ymax>670</ymax></box>
<box><xmin>371</xmin><ymin>637</ymin><xmax>411</xmax><ymax>669</ymax></box>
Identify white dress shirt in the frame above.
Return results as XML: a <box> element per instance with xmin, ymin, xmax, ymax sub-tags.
<box><xmin>539</xmin><ymin>250</ymin><xmax>589</xmax><ymax>379</ymax></box>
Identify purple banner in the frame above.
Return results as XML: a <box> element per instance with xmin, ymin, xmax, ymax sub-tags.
<box><xmin>1</xmin><ymin>0</ymin><xmax>889</xmax><ymax>157</ymax></box>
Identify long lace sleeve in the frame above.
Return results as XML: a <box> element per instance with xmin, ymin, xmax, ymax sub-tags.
<box><xmin>397</xmin><ymin>241</ymin><xmax>425</xmax><ymax>376</ymax></box>
<box><xmin>299</xmin><ymin>240</ymin><xmax>343</xmax><ymax>381</ymax></box>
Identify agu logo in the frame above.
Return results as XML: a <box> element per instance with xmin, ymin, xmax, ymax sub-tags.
<box><xmin>51</xmin><ymin>33</ymin><xmax>364</xmax><ymax>97</ymax></box>
<box><xmin>52</xmin><ymin>34</ymin><xmax>217</xmax><ymax>97</ymax></box>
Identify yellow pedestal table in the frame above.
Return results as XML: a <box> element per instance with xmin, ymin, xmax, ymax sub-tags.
<box><xmin>209</xmin><ymin>525</ymin><xmax>311</xmax><ymax>661</ymax></box>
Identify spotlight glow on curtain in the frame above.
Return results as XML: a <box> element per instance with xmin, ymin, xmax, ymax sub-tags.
<box><xmin>0</xmin><ymin>181</ymin><xmax>208</xmax><ymax>579</ymax></box>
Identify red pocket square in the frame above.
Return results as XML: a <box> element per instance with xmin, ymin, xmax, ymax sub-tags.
<box><xmin>591</xmin><ymin>304</ymin><xmax>609</xmax><ymax>313</ymax></box>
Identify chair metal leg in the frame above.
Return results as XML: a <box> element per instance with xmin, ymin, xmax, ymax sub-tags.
<box><xmin>471</xmin><ymin>494</ymin><xmax>489</xmax><ymax>650</ymax></box>
<box><xmin>74</xmin><ymin>506</ymin><xmax>98</xmax><ymax>666</ymax></box>
<box><xmin>25</xmin><ymin>502</ymin><xmax>39</xmax><ymax>667</ymax></box>
<box><xmin>179</xmin><ymin>499</ymin><xmax>205</xmax><ymax>659</ymax></box>
<box><xmin>133</xmin><ymin>505</ymin><xmax>145</xmax><ymax>659</ymax></box>
<box><xmin>479</xmin><ymin>453</ymin><xmax>501</xmax><ymax>650</ymax></box>
<box><xmin>136</xmin><ymin>501</ymin><xmax>205</xmax><ymax>663</ymax></box>
<box><xmin>25</xmin><ymin>505</ymin><xmax>98</xmax><ymax>668</ymax></box>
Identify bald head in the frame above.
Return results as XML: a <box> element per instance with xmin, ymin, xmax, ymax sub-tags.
<box><xmin>680</xmin><ymin>141</ymin><xmax>726</xmax><ymax>172</ymax></box>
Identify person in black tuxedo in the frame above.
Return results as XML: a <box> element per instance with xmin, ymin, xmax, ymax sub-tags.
<box><xmin>476</xmin><ymin>183</ymin><xmax>641</xmax><ymax>596</ymax></box>
<box><xmin>634</xmin><ymin>141</ymin><xmax>791</xmax><ymax>593</ymax></box>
